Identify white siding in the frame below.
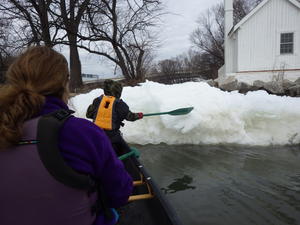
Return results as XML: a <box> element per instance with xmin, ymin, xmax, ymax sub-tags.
<box><xmin>237</xmin><ymin>0</ymin><xmax>300</xmax><ymax>72</ymax></box>
<box><xmin>232</xmin><ymin>33</ymin><xmax>239</xmax><ymax>72</ymax></box>
<box><xmin>225</xmin><ymin>0</ymin><xmax>234</xmax><ymax>74</ymax></box>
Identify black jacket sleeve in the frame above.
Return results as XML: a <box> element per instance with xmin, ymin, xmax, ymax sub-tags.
<box><xmin>116</xmin><ymin>99</ymin><xmax>140</xmax><ymax>122</ymax></box>
<box><xmin>125</xmin><ymin>112</ymin><xmax>140</xmax><ymax>121</ymax></box>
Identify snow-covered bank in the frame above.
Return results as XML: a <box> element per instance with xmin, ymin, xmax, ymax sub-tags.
<box><xmin>69</xmin><ymin>81</ymin><xmax>300</xmax><ymax>146</ymax></box>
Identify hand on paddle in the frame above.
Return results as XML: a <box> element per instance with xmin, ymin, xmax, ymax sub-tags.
<box><xmin>138</xmin><ymin>112</ymin><xmax>143</xmax><ymax>119</ymax></box>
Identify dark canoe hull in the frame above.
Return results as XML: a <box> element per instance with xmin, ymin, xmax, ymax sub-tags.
<box><xmin>117</xmin><ymin>156</ymin><xmax>183</xmax><ymax>225</ymax></box>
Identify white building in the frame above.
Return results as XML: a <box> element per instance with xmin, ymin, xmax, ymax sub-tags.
<box><xmin>219</xmin><ymin>0</ymin><xmax>300</xmax><ymax>84</ymax></box>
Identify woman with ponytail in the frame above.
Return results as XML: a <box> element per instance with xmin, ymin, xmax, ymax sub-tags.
<box><xmin>0</xmin><ymin>46</ymin><xmax>133</xmax><ymax>225</ymax></box>
<box><xmin>0</xmin><ymin>46</ymin><xmax>69</xmax><ymax>148</ymax></box>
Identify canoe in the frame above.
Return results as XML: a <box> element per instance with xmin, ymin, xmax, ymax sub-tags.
<box><xmin>117</xmin><ymin>148</ymin><xmax>183</xmax><ymax>225</ymax></box>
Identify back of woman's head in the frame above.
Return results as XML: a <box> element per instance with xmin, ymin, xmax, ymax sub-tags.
<box><xmin>0</xmin><ymin>46</ymin><xmax>69</xmax><ymax>149</ymax></box>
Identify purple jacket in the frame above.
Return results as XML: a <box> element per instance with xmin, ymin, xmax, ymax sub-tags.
<box><xmin>39</xmin><ymin>96</ymin><xmax>133</xmax><ymax>224</ymax></box>
<box><xmin>1</xmin><ymin>117</ymin><xmax>98</xmax><ymax>225</ymax></box>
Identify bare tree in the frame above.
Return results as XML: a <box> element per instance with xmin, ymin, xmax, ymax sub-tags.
<box><xmin>151</xmin><ymin>50</ymin><xmax>219</xmax><ymax>82</ymax></box>
<box><xmin>190</xmin><ymin>0</ymin><xmax>263</xmax><ymax>78</ymax></box>
<box><xmin>190</xmin><ymin>2</ymin><xmax>225</xmax><ymax>71</ymax></box>
<box><xmin>77</xmin><ymin>0</ymin><xmax>162</xmax><ymax>82</ymax></box>
<box><xmin>0</xmin><ymin>0</ymin><xmax>58</xmax><ymax>48</ymax></box>
<box><xmin>0</xmin><ymin>0</ymin><xmax>162</xmax><ymax>89</ymax></box>
<box><xmin>158</xmin><ymin>59</ymin><xmax>183</xmax><ymax>75</ymax></box>
<box><xmin>31</xmin><ymin>0</ymin><xmax>55</xmax><ymax>47</ymax></box>
<box><xmin>0</xmin><ymin>18</ymin><xmax>12</xmax><ymax>56</ymax></box>
<box><xmin>50</xmin><ymin>0</ymin><xmax>91</xmax><ymax>91</ymax></box>
<box><xmin>0</xmin><ymin>13</ymin><xmax>20</xmax><ymax>83</ymax></box>
<box><xmin>0</xmin><ymin>0</ymin><xmax>91</xmax><ymax>91</ymax></box>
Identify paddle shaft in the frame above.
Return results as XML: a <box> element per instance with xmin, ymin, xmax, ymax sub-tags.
<box><xmin>143</xmin><ymin>112</ymin><xmax>171</xmax><ymax>116</ymax></box>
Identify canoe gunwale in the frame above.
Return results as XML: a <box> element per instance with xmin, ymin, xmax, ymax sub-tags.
<box><xmin>124</xmin><ymin>155</ymin><xmax>183</xmax><ymax>225</ymax></box>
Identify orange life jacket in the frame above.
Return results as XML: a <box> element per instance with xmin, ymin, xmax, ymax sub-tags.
<box><xmin>94</xmin><ymin>95</ymin><xmax>116</xmax><ymax>130</ymax></box>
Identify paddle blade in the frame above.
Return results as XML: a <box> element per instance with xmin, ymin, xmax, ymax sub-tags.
<box><xmin>143</xmin><ymin>107</ymin><xmax>194</xmax><ymax>117</ymax></box>
<box><xmin>168</xmin><ymin>107</ymin><xmax>194</xmax><ymax>116</ymax></box>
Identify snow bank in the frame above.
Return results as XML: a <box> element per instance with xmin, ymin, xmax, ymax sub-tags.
<box><xmin>69</xmin><ymin>81</ymin><xmax>300</xmax><ymax>146</ymax></box>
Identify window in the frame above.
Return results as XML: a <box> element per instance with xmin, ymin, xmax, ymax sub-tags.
<box><xmin>280</xmin><ymin>33</ymin><xmax>294</xmax><ymax>54</ymax></box>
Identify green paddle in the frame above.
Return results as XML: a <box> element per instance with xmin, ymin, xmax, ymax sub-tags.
<box><xmin>143</xmin><ymin>107</ymin><xmax>194</xmax><ymax>117</ymax></box>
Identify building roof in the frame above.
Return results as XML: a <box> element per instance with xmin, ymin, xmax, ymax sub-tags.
<box><xmin>229</xmin><ymin>0</ymin><xmax>300</xmax><ymax>36</ymax></box>
<box><xmin>289</xmin><ymin>0</ymin><xmax>300</xmax><ymax>7</ymax></box>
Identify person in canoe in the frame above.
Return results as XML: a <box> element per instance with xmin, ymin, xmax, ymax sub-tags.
<box><xmin>86</xmin><ymin>79</ymin><xmax>143</xmax><ymax>156</ymax></box>
<box><xmin>0</xmin><ymin>46</ymin><xmax>133</xmax><ymax>225</ymax></box>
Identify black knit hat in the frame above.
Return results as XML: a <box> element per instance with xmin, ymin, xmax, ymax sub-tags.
<box><xmin>103</xmin><ymin>79</ymin><xmax>114</xmax><ymax>96</ymax></box>
<box><xmin>111</xmin><ymin>81</ymin><xmax>123</xmax><ymax>98</ymax></box>
<box><xmin>103</xmin><ymin>79</ymin><xmax>122</xmax><ymax>98</ymax></box>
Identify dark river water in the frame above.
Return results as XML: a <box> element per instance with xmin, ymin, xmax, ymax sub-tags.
<box><xmin>135</xmin><ymin>144</ymin><xmax>300</xmax><ymax>225</ymax></box>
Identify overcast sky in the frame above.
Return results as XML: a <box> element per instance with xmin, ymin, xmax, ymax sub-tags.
<box><xmin>78</xmin><ymin>0</ymin><xmax>221</xmax><ymax>76</ymax></box>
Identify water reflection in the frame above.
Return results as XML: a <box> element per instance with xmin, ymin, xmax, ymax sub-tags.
<box><xmin>136</xmin><ymin>144</ymin><xmax>300</xmax><ymax>225</ymax></box>
<box><xmin>161</xmin><ymin>175</ymin><xmax>196</xmax><ymax>194</ymax></box>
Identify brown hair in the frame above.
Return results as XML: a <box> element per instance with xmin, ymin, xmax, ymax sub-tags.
<box><xmin>0</xmin><ymin>46</ymin><xmax>69</xmax><ymax>149</ymax></box>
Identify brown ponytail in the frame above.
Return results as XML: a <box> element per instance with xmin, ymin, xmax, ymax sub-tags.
<box><xmin>0</xmin><ymin>46</ymin><xmax>69</xmax><ymax>149</ymax></box>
